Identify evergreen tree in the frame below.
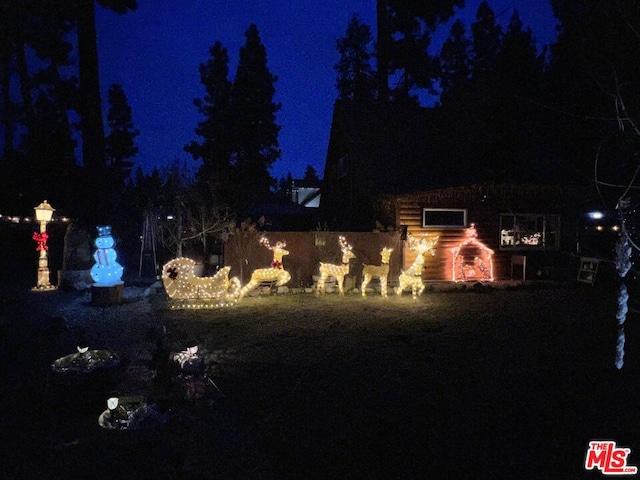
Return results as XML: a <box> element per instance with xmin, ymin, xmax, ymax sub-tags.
<box><xmin>185</xmin><ymin>41</ymin><xmax>234</xmax><ymax>206</ymax></box>
<box><xmin>75</xmin><ymin>0</ymin><xmax>137</xmax><ymax>174</ymax></box>
<box><xmin>470</xmin><ymin>1</ymin><xmax>502</xmax><ymax>81</ymax></box>
<box><xmin>489</xmin><ymin>11</ymin><xmax>548</xmax><ymax>182</ymax></box>
<box><xmin>547</xmin><ymin>0</ymin><xmax>640</xmax><ymax>187</ymax></box>
<box><xmin>230</xmin><ymin>24</ymin><xmax>281</xmax><ymax>211</ymax></box>
<box><xmin>335</xmin><ymin>15</ymin><xmax>376</xmax><ymax>102</ymax></box>
<box><xmin>303</xmin><ymin>164</ymin><xmax>320</xmax><ymax>183</ymax></box>
<box><xmin>0</xmin><ymin>0</ymin><xmax>80</xmax><ymax>214</ymax></box>
<box><xmin>437</xmin><ymin>19</ymin><xmax>471</xmax><ymax>105</ymax></box>
<box><xmin>105</xmin><ymin>83</ymin><xmax>139</xmax><ymax>184</ymax></box>
<box><xmin>376</xmin><ymin>0</ymin><xmax>464</xmax><ymax>101</ymax></box>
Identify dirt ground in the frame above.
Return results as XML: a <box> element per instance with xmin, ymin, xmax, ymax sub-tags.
<box><xmin>2</xmin><ymin>280</ymin><xmax>640</xmax><ymax>479</ymax></box>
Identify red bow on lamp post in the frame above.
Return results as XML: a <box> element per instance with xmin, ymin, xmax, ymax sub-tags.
<box><xmin>33</xmin><ymin>231</ymin><xmax>49</xmax><ymax>251</ymax></box>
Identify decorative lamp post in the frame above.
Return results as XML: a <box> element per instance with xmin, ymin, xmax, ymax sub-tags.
<box><xmin>33</xmin><ymin>200</ymin><xmax>56</xmax><ymax>291</ymax></box>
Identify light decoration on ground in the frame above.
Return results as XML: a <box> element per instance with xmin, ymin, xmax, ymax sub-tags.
<box><xmin>162</xmin><ymin>258</ymin><xmax>241</xmax><ymax>308</ymax></box>
<box><xmin>99</xmin><ymin>395</ymin><xmax>147</xmax><ymax>430</ymax></box>
<box><xmin>91</xmin><ymin>225</ymin><xmax>124</xmax><ymax>286</ymax></box>
<box><xmin>51</xmin><ymin>346</ymin><xmax>120</xmax><ymax>374</ymax></box>
<box><xmin>450</xmin><ymin>224</ymin><xmax>494</xmax><ymax>282</ymax></box>
<box><xmin>317</xmin><ymin>236</ymin><xmax>356</xmax><ymax>296</ymax></box>
<box><xmin>238</xmin><ymin>237</ymin><xmax>291</xmax><ymax>300</ymax></box>
<box><xmin>397</xmin><ymin>233</ymin><xmax>439</xmax><ymax>299</ymax></box>
<box><xmin>361</xmin><ymin>247</ymin><xmax>393</xmax><ymax>297</ymax></box>
<box><xmin>172</xmin><ymin>343</ymin><xmax>204</xmax><ymax>372</ymax></box>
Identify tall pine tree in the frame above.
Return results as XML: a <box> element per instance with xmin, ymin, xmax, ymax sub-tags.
<box><xmin>185</xmin><ymin>41</ymin><xmax>234</xmax><ymax>206</ymax></box>
<box><xmin>335</xmin><ymin>15</ymin><xmax>376</xmax><ymax>102</ymax></box>
<box><xmin>105</xmin><ymin>83</ymin><xmax>139</xmax><ymax>184</ymax></box>
<box><xmin>376</xmin><ymin>0</ymin><xmax>464</xmax><ymax>101</ymax></box>
<box><xmin>230</xmin><ymin>24</ymin><xmax>281</xmax><ymax>211</ymax></box>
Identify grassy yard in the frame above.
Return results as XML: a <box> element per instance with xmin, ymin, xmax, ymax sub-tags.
<box><xmin>2</xmin><ymin>283</ymin><xmax>638</xmax><ymax>479</ymax></box>
<box><xmin>157</xmin><ymin>285</ymin><xmax>638</xmax><ymax>479</ymax></box>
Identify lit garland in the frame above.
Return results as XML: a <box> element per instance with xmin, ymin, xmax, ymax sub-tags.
<box><xmin>397</xmin><ymin>233</ymin><xmax>439</xmax><ymax>299</ymax></box>
<box><xmin>361</xmin><ymin>247</ymin><xmax>393</xmax><ymax>297</ymax></box>
<box><xmin>162</xmin><ymin>257</ymin><xmax>241</xmax><ymax>308</ymax></box>
<box><xmin>450</xmin><ymin>224</ymin><xmax>494</xmax><ymax>282</ymax></box>
<box><xmin>316</xmin><ymin>236</ymin><xmax>356</xmax><ymax>296</ymax></box>
<box><xmin>238</xmin><ymin>237</ymin><xmax>291</xmax><ymax>300</ymax></box>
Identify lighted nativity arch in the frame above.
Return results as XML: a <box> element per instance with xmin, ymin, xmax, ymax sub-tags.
<box><xmin>450</xmin><ymin>224</ymin><xmax>494</xmax><ymax>282</ymax></box>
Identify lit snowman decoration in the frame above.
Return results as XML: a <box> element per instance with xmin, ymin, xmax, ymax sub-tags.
<box><xmin>91</xmin><ymin>225</ymin><xmax>124</xmax><ymax>286</ymax></box>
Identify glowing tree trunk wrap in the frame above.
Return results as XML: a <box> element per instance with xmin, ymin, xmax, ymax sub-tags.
<box><xmin>615</xmin><ymin>203</ymin><xmax>632</xmax><ymax>369</ymax></box>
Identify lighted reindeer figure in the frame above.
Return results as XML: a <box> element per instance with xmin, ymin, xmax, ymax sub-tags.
<box><xmin>316</xmin><ymin>236</ymin><xmax>356</xmax><ymax>296</ymax></box>
<box><xmin>397</xmin><ymin>233</ymin><xmax>439</xmax><ymax>300</ymax></box>
<box><xmin>238</xmin><ymin>237</ymin><xmax>291</xmax><ymax>300</ymax></box>
<box><xmin>361</xmin><ymin>247</ymin><xmax>394</xmax><ymax>297</ymax></box>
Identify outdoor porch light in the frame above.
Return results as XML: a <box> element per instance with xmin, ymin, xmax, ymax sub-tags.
<box><xmin>33</xmin><ymin>200</ymin><xmax>56</xmax><ymax>291</ymax></box>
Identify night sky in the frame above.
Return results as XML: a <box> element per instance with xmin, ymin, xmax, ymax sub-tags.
<box><xmin>96</xmin><ymin>0</ymin><xmax>559</xmax><ymax>182</ymax></box>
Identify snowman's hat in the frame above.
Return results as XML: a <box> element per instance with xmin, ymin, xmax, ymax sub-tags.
<box><xmin>96</xmin><ymin>225</ymin><xmax>112</xmax><ymax>237</ymax></box>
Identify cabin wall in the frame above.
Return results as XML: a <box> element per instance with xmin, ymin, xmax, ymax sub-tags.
<box><xmin>393</xmin><ymin>185</ymin><xmax>588</xmax><ymax>281</ymax></box>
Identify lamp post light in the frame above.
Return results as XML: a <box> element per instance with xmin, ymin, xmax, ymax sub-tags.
<box><xmin>33</xmin><ymin>200</ymin><xmax>56</xmax><ymax>291</ymax></box>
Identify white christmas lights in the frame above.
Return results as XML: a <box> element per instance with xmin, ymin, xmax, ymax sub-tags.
<box><xmin>162</xmin><ymin>258</ymin><xmax>241</xmax><ymax>307</ymax></box>
<box><xmin>238</xmin><ymin>237</ymin><xmax>291</xmax><ymax>301</ymax></box>
<box><xmin>361</xmin><ymin>247</ymin><xmax>393</xmax><ymax>297</ymax></box>
<box><xmin>316</xmin><ymin>236</ymin><xmax>356</xmax><ymax>296</ymax></box>
<box><xmin>397</xmin><ymin>233</ymin><xmax>439</xmax><ymax>299</ymax></box>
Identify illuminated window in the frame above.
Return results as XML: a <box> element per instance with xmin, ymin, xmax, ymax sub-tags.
<box><xmin>422</xmin><ymin>208</ymin><xmax>467</xmax><ymax>228</ymax></box>
<box><xmin>499</xmin><ymin>213</ymin><xmax>560</xmax><ymax>250</ymax></box>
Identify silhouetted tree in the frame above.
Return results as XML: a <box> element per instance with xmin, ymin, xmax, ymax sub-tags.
<box><xmin>437</xmin><ymin>19</ymin><xmax>471</xmax><ymax>105</ymax></box>
<box><xmin>75</xmin><ymin>0</ymin><xmax>136</xmax><ymax>173</ymax></box>
<box><xmin>470</xmin><ymin>1</ymin><xmax>502</xmax><ymax>80</ymax></box>
<box><xmin>547</xmin><ymin>0</ymin><xmax>640</xmax><ymax>187</ymax></box>
<box><xmin>105</xmin><ymin>83</ymin><xmax>139</xmax><ymax>184</ymax></box>
<box><xmin>230</xmin><ymin>24</ymin><xmax>281</xmax><ymax>211</ymax></box>
<box><xmin>376</xmin><ymin>0</ymin><xmax>464</xmax><ymax>101</ymax></box>
<box><xmin>303</xmin><ymin>164</ymin><xmax>320</xmax><ymax>183</ymax></box>
<box><xmin>185</xmin><ymin>41</ymin><xmax>234</xmax><ymax>206</ymax></box>
<box><xmin>335</xmin><ymin>15</ymin><xmax>376</xmax><ymax>102</ymax></box>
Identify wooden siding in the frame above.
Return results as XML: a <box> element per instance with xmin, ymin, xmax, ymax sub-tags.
<box><xmin>392</xmin><ymin>184</ymin><xmax>592</xmax><ymax>281</ymax></box>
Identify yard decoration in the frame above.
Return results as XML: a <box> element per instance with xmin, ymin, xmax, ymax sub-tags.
<box><xmin>317</xmin><ymin>236</ymin><xmax>356</xmax><ymax>296</ymax></box>
<box><xmin>361</xmin><ymin>247</ymin><xmax>394</xmax><ymax>297</ymax></box>
<box><xmin>614</xmin><ymin>198</ymin><xmax>633</xmax><ymax>369</ymax></box>
<box><xmin>91</xmin><ymin>225</ymin><xmax>124</xmax><ymax>286</ymax></box>
<box><xmin>238</xmin><ymin>237</ymin><xmax>291</xmax><ymax>300</ymax></box>
<box><xmin>397</xmin><ymin>233</ymin><xmax>439</xmax><ymax>299</ymax></box>
<box><xmin>161</xmin><ymin>258</ymin><xmax>241</xmax><ymax>308</ymax></box>
<box><xmin>450</xmin><ymin>224</ymin><xmax>494</xmax><ymax>282</ymax></box>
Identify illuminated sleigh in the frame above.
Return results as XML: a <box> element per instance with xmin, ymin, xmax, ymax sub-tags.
<box><xmin>161</xmin><ymin>258</ymin><xmax>241</xmax><ymax>305</ymax></box>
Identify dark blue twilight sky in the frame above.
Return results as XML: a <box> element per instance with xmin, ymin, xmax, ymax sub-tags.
<box><xmin>96</xmin><ymin>1</ymin><xmax>558</xmax><ymax>182</ymax></box>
